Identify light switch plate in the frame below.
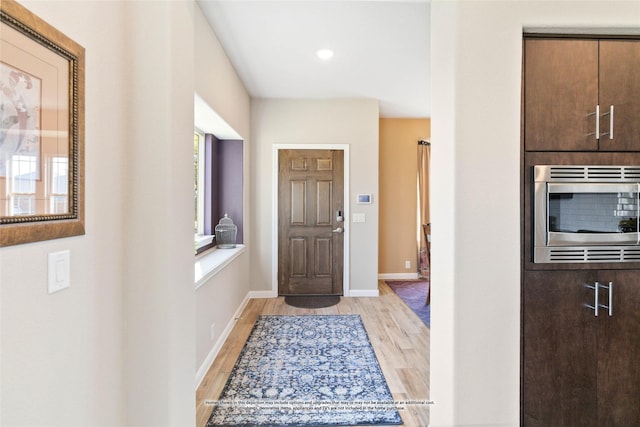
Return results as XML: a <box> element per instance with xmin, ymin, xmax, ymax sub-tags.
<box><xmin>48</xmin><ymin>250</ymin><xmax>70</xmax><ymax>294</ymax></box>
<box><xmin>353</xmin><ymin>213</ymin><xmax>366</xmax><ymax>223</ymax></box>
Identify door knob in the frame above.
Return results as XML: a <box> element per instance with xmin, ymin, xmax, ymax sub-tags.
<box><xmin>332</xmin><ymin>227</ymin><xmax>343</xmax><ymax>233</ymax></box>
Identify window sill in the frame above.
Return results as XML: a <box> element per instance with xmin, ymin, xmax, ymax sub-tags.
<box><xmin>194</xmin><ymin>244</ymin><xmax>246</xmax><ymax>290</ymax></box>
<box><xmin>195</xmin><ymin>234</ymin><xmax>214</xmax><ymax>251</ymax></box>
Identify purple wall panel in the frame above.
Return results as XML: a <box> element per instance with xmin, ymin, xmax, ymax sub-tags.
<box><xmin>218</xmin><ymin>139</ymin><xmax>243</xmax><ymax>243</ymax></box>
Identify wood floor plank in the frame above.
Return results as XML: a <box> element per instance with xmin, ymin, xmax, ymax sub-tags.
<box><xmin>196</xmin><ymin>280</ymin><xmax>430</xmax><ymax>427</ymax></box>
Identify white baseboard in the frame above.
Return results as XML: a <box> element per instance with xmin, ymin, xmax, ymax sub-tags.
<box><xmin>248</xmin><ymin>290</ymin><xmax>278</xmax><ymax>298</ymax></box>
<box><xmin>378</xmin><ymin>273</ymin><xmax>420</xmax><ymax>280</ymax></box>
<box><xmin>195</xmin><ymin>293</ymin><xmax>251</xmax><ymax>389</ymax></box>
<box><xmin>347</xmin><ymin>289</ymin><xmax>379</xmax><ymax>297</ymax></box>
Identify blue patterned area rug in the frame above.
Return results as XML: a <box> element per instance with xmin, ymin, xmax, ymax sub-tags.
<box><xmin>385</xmin><ymin>281</ymin><xmax>430</xmax><ymax>328</ymax></box>
<box><xmin>206</xmin><ymin>315</ymin><xmax>403</xmax><ymax>426</ymax></box>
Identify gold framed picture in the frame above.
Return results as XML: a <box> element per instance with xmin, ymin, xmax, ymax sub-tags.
<box><xmin>0</xmin><ymin>0</ymin><xmax>85</xmax><ymax>246</ymax></box>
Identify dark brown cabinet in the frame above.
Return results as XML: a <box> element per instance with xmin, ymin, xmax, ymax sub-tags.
<box><xmin>596</xmin><ymin>270</ymin><xmax>640</xmax><ymax>426</ymax></box>
<box><xmin>522</xmin><ymin>35</ymin><xmax>640</xmax><ymax>426</ymax></box>
<box><xmin>523</xmin><ymin>270</ymin><xmax>640</xmax><ymax>426</ymax></box>
<box><xmin>525</xmin><ymin>39</ymin><xmax>598</xmax><ymax>151</ymax></box>
<box><xmin>598</xmin><ymin>40</ymin><xmax>640</xmax><ymax>151</ymax></box>
<box><xmin>524</xmin><ymin>38</ymin><xmax>640</xmax><ymax>152</ymax></box>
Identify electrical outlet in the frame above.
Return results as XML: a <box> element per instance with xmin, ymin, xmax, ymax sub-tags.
<box><xmin>405</xmin><ymin>260</ymin><xmax>411</xmax><ymax>269</ymax></box>
<box><xmin>210</xmin><ymin>322</ymin><xmax>216</xmax><ymax>341</ymax></box>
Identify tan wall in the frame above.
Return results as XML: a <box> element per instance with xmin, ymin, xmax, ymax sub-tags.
<box><xmin>378</xmin><ymin>118</ymin><xmax>430</xmax><ymax>275</ymax></box>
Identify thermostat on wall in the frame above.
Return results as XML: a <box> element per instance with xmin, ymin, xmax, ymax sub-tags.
<box><xmin>357</xmin><ymin>194</ymin><xmax>372</xmax><ymax>204</ymax></box>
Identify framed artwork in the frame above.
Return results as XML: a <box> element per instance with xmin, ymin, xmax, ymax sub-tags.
<box><xmin>0</xmin><ymin>0</ymin><xmax>85</xmax><ymax>246</ymax></box>
<box><xmin>0</xmin><ymin>62</ymin><xmax>41</xmax><ymax>179</ymax></box>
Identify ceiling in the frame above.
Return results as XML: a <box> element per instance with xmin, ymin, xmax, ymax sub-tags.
<box><xmin>196</xmin><ymin>0</ymin><xmax>431</xmax><ymax>118</ymax></box>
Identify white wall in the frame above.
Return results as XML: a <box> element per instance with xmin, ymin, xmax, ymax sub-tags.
<box><xmin>193</xmin><ymin>4</ymin><xmax>252</xmax><ymax>377</ymax></box>
<box><xmin>121</xmin><ymin>1</ymin><xmax>195</xmax><ymax>425</ymax></box>
<box><xmin>429</xmin><ymin>1</ymin><xmax>640</xmax><ymax>426</ymax></box>
<box><xmin>250</xmin><ymin>99</ymin><xmax>379</xmax><ymax>294</ymax></box>
<box><xmin>7</xmin><ymin>1</ymin><xmax>637</xmax><ymax>426</ymax></box>
<box><xmin>1</xmin><ymin>1</ymin><xmax>128</xmax><ymax>425</ymax></box>
<box><xmin>194</xmin><ymin>4</ymin><xmax>251</xmax><ymax>142</ymax></box>
<box><xmin>2</xmin><ymin>1</ymin><xmax>201</xmax><ymax>426</ymax></box>
<box><xmin>1</xmin><ymin>2</ymin><xmax>253</xmax><ymax>425</ymax></box>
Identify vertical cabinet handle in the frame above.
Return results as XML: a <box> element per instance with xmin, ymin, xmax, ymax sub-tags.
<box><xmin>585</xmin><ymin>281</ymin><xmax>600</xmax><ymax>316</ymax></box>
<box><xmin>600</xmin><ymin>281</ymin><xmax>613</xmax><ymax>316</ymax></box>
<box><xmin>596</xmin><ymin>105</ymin><xmax>600</xmax><ymax>140</ymax></box>
<box><xmin>609</xmin><ymin>105</ymin><xmax>614</xmax><ymax>140</ymax></box>
<box><xmin>600</xmin><ymin>105</ymin><xmax>615</xmax><ymax>140</ymax></box>
<box><xmin>588</xmin><ymin>105</ymin><xmax>601</xmax><ymax>139</ymax></box>
<box><xmin>584</xmin><ymin>281</ymin><xmax>613</xmax><ymax>317</ymax></box>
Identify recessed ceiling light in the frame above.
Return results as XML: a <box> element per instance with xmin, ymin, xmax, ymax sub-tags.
<box><xmin>316</xmin><ymin>48</ymin><xmax>334</xmax><ymax>61</ymax></box>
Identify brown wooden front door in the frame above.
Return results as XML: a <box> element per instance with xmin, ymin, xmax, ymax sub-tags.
<box><xmin>278</xmin><ymin>149</ymin><xmax>344</xmax><ymax>296</ymax></box>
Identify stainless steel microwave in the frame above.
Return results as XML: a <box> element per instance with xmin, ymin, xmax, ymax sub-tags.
<box><xmin>534</xmin><ymin>165</ymin><xmax>640</xmax><ymax>263</ymax></box>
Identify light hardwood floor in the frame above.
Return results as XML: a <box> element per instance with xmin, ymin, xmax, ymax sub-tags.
<box><xmin>196</xmin><ymin>280</ymin><xmax>430</xmax><ymax>427</ymax></box>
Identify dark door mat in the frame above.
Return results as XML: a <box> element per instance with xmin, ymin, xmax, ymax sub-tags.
<box><xmin>284</xmin><ymin>295</ymin><xmax>341</xmax><ymax>308</ymax></box>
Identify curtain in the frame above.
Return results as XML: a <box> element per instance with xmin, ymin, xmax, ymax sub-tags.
<box><xmin>418</xmin><ymin>142</ymin><xmax>430</xmax><ymax>280</ymax></box>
